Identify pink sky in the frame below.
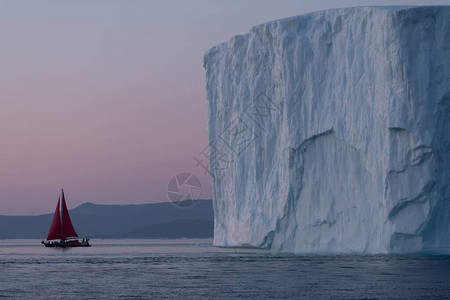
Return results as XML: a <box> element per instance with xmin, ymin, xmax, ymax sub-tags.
<box><xmin>0</xmin><ymin>0</ymin><xmax>446</xmax><ymax>215</ymax></box>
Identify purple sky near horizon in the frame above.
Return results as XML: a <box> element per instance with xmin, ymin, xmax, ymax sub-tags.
<box><xmin>1</xmin><ymin>0</ymin><xmax>448</xmax><ymax>215</ymax></box>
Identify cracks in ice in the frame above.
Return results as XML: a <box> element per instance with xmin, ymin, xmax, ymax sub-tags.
<box><xmin>388</xmin><ymin>181</ymin><xmax>435</xmax><ymax>222</ymax></box>
<box><xmin>260</xmin><ymin>129</ymin><xmax>338</xmax><ymax>250</ymax></box>
<box><xmin>386</xmin><ymin>127</ymin><xmax>437</xmax><ymax>245</ymax></box>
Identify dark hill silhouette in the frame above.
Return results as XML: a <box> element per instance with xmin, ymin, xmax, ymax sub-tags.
<box><xmin>0</xmin><ymin>200</ymin><xmax>213</xmax><ymax>239</ymax></box>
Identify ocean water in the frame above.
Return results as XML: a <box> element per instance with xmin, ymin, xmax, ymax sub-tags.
<box><xmin>1</xmin><ymin>239</ymin><xmax>450</xmax><ymax>299</ymax></box>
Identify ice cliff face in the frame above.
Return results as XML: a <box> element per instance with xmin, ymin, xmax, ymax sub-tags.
<box><xmin>204</xmin><ymin>6</ymin><xmax>450</xmax><ymax>253</ymax></box>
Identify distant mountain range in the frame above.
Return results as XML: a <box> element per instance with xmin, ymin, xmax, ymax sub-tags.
<box><xmin>0</xmin><ymin>200</ymin><xmax>213</xmax><ymax>239</ymax></box>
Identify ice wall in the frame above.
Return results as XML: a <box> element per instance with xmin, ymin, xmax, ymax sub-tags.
<box><xmin>204</xmin><ymin>6</ymin><xmax>450</xmax><ymax>253</ymax></box>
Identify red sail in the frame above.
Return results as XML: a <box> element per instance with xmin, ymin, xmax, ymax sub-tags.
<box><xmin>47</xmin><ymin>198</ymin><xmax>63</xmax><ymax>240</ymax></box>
<box><xmin>61</xmin><ymin>190</ymin><xmax>78</xmax><ymax>238</ymax></box>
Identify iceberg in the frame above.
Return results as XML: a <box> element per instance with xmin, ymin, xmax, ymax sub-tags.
<box><xmin>204</xmin><ymin>6</ymin><xmax>450</xmax><ymax>253</ymax></box>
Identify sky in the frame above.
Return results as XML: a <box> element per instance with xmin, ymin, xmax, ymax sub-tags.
<box><xmin>0</xmin><ymin>0</ymin><xmax>448</xmax><ymax>215</ymax></box>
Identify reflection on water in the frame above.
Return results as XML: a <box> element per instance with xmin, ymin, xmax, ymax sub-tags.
<box><xmin>1</xmin><ymin>239</ymin><xmax>450</xmax><ymax>299</ymax></box>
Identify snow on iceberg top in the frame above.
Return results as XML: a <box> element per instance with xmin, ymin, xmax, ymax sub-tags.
<box><xmin>203</xmin><ymin>5</ymin><xmax>449</xmax><ymax>66</ymax></box>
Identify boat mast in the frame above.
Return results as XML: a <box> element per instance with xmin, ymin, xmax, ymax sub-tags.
<box><xmin>60</xmin><ymin>188</ymin><xmax>79</xmax><ymax>239</ymax></box>
<box><xmin>46</xmin><ymin>197</ymin><xmax>62</xmax><ymax>240</ymax></box>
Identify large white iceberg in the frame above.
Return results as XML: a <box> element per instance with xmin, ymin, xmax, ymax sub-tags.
<box><xmin>204</xmin><ymin>6</ymin><xmax>450</xmax><ymax>253</ymax></box>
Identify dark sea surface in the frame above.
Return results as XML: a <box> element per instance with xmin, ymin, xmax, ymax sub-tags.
<box><xmin>1</xmin><ymin>239</ymin><xmax>450</xmax><ymax>299</ymax></box>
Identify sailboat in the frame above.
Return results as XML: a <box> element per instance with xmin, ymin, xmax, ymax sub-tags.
<box><xmin>42</xmin><ymin>189</ymin><xmax>90</xmax><ymax>247</ymax></box>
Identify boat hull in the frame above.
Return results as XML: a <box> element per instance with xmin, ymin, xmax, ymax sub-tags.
<box><xmin>42</xmin><ymin>240</ymin><xmax>91</xmax><ymax>247</ymax></box>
